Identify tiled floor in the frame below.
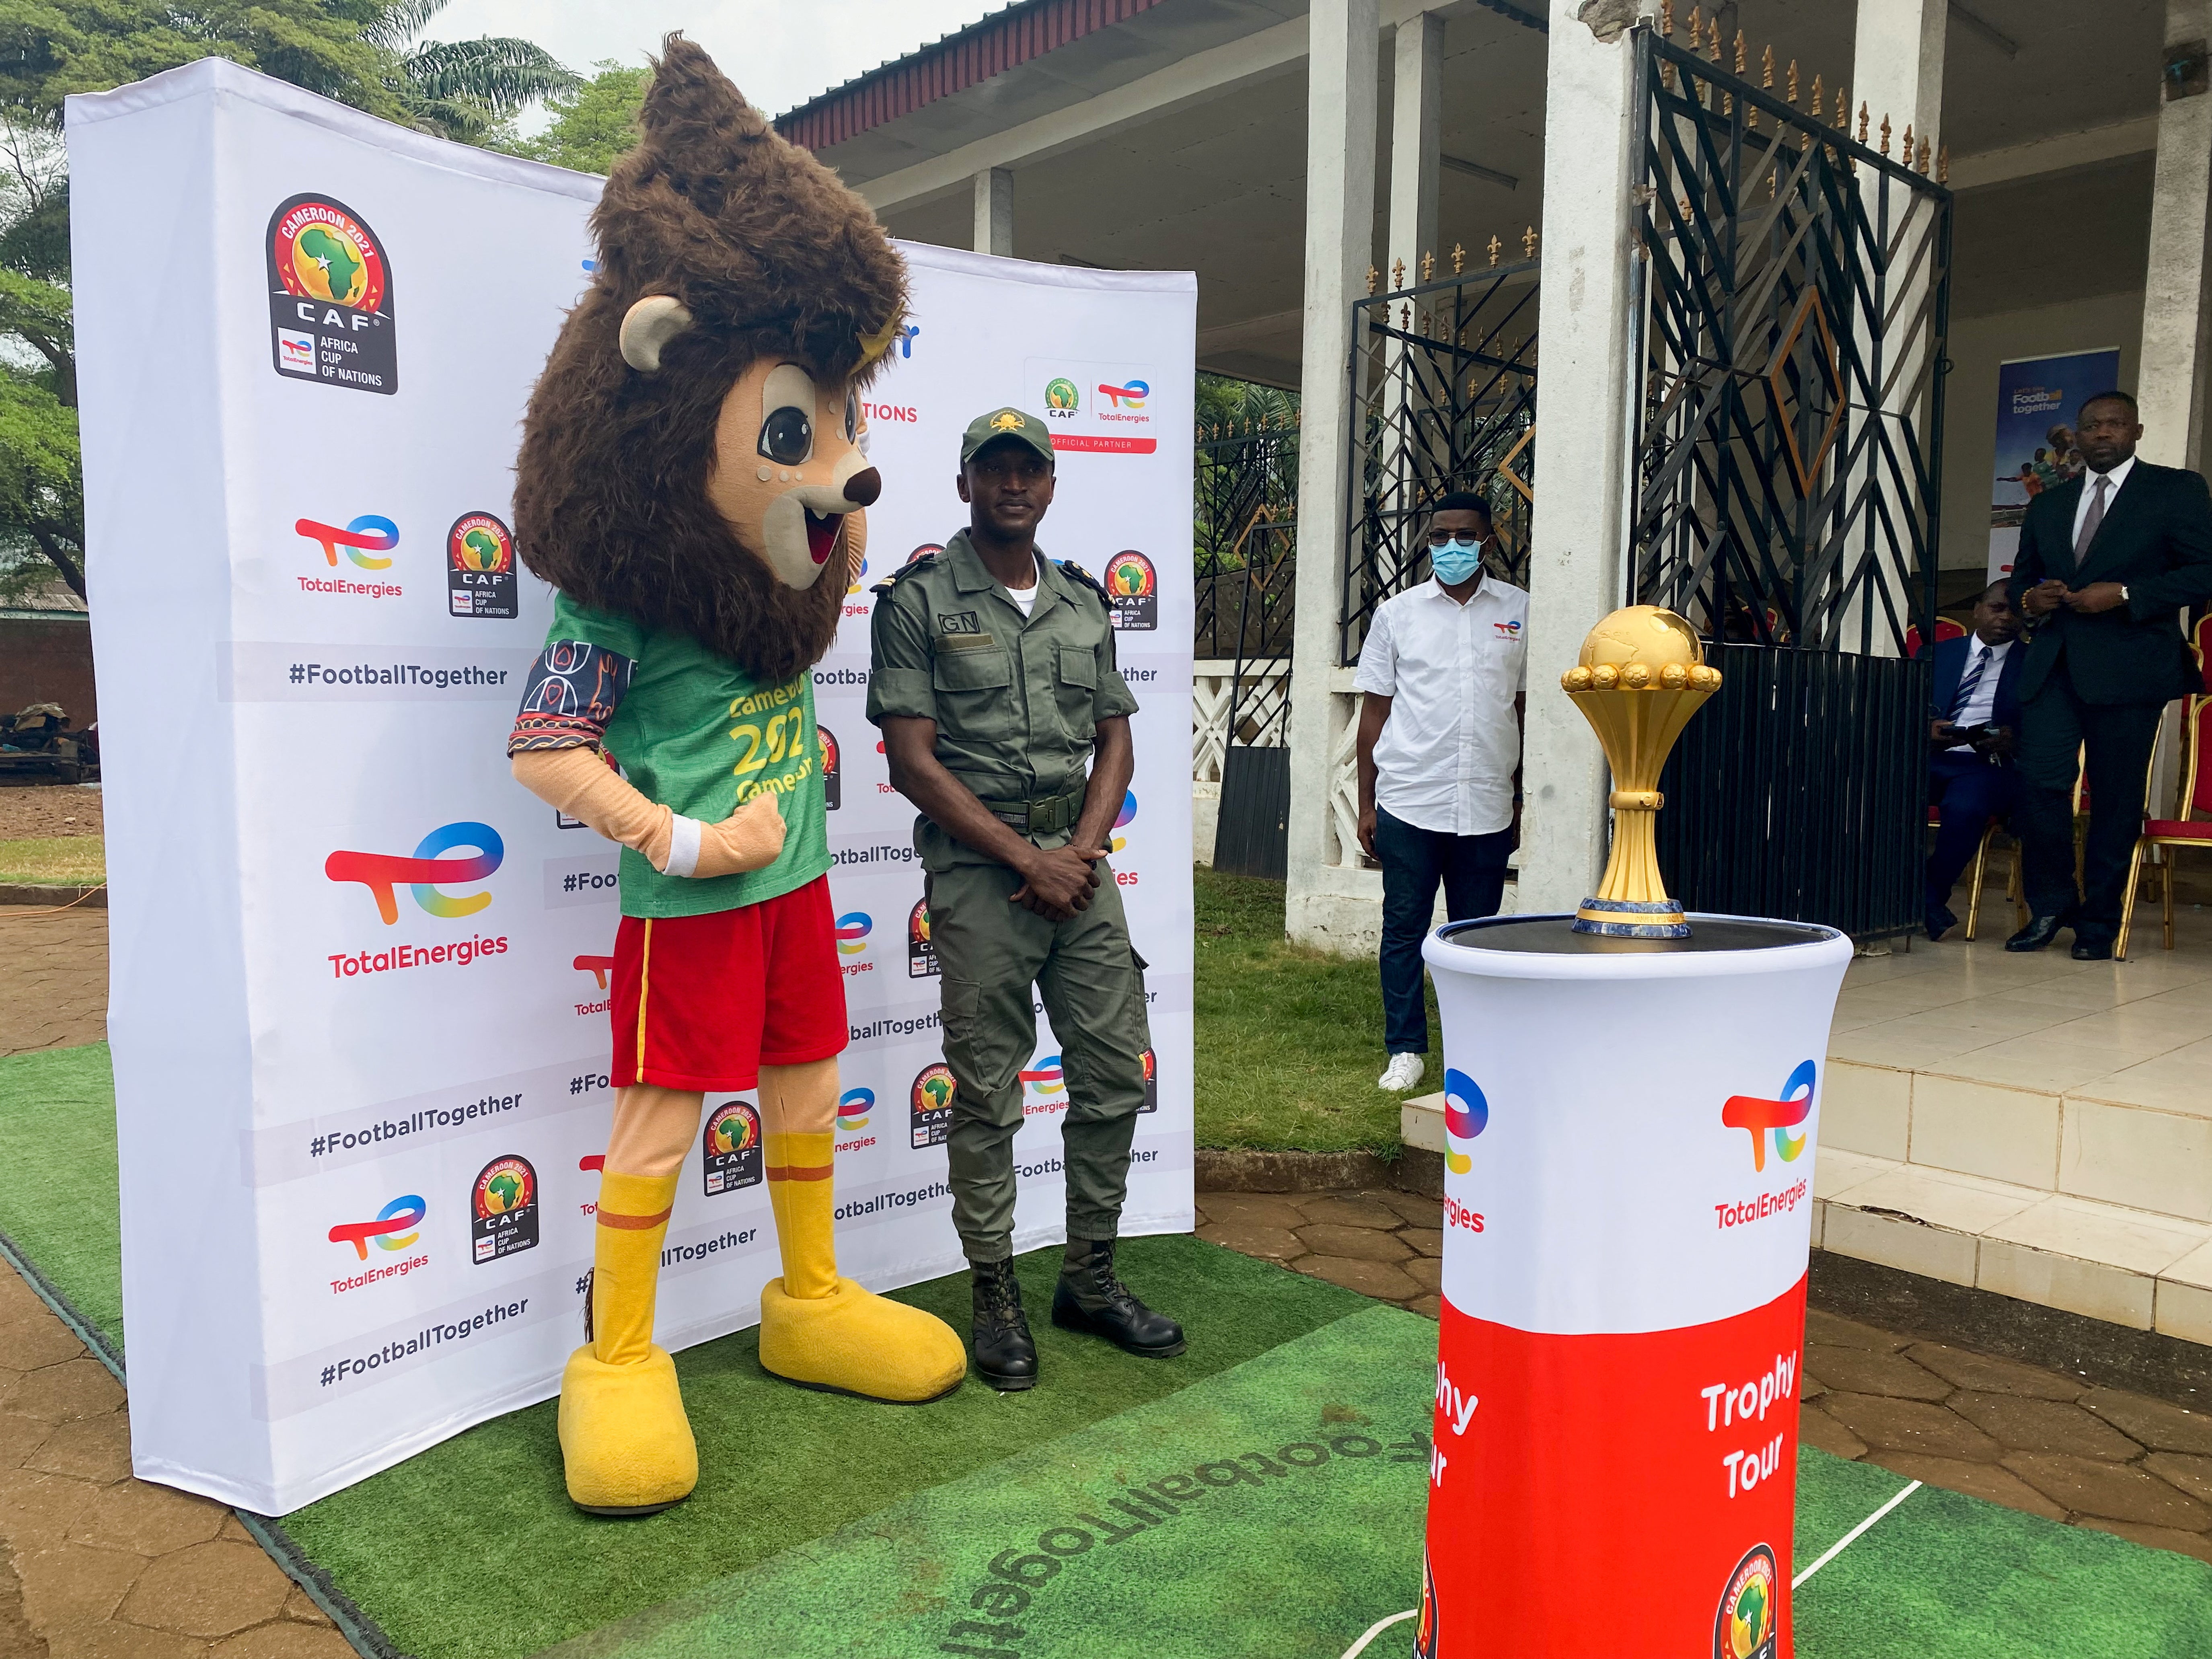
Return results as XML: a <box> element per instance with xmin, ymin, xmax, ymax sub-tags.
<box><xmin>1195</xmin><ymin>1188</ymin><xmax>2212</xmax><ymax>1567</ymax></box>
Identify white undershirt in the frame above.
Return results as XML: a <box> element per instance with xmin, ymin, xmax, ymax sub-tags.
<box><xmin>1007</xmin><ymin>583</ymin><xmax>1036</xmax><ymax>616</ymax></box>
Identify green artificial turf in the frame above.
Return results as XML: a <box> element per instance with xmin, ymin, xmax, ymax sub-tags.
<box><xmin>0</xmin><ymin>1042</ymin><xmax>122</xmax><ymax>1350</ymax></box>
<box><xmin>547</xmin><ymin>1301</ymin><xmax>1436</xmax><ymax>1659</ymax></box>
<box><xmin>1793</xmin><ymin>1450</ymin><xmax>2212</xmax><ymax>1658</ymax></box>
<box><xmin>283</xmin><ymin>1236</ymin><xmax>1372</xmax><ymax>1659</ymax></box>
<box><xmin>1193</xmin><ymin>868</ymin><xmax>1435</xmax><ymax>1154</ymax></box>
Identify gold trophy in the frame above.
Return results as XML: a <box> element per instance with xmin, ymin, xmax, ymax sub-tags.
<box><xmin>1560</xmin><ymin>606</ymin><xmax>1723</xmax><ymax>937</ymax></box>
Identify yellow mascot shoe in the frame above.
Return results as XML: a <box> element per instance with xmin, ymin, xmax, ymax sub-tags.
<box><xmin>758</xmin><ymin>1277</ymin><xmax>967</xmax><ymax>1403</ymax></box>
<box><xmin>556</xmin><ymin>1342</ymin><xmax>699</xmax><ymax>1515</ymax></box>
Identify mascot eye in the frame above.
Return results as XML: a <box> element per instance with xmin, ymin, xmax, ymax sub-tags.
<box><xmin>845</xmin><ymin>389</ymin><xmax>859</xmax><ymax>443</ymax></box>
<box><xmin>759</xmin><ymin>405</ymin><xmax>813</xmax><ymax>465</ymax></box>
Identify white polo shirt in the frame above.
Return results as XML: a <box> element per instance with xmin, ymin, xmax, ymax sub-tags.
<box><xmin>1352</xmin><ymin>575</ymin><xmax>1529</xmax><ymax>836</ymax></box>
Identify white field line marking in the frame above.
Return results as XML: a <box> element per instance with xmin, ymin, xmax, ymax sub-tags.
<box><xmin>1341</xmin><ymin>1608</ymin><xmax>1417</xmax><ymax>1657</ymax></box>
<box><xmin>1793</xmin><ymin>1478</ymin><xmax>1923</xmax><ymax>1590</ymax></box>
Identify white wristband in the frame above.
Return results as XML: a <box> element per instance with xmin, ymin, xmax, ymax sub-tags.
<box><xmin>662</xmin><ymin>813</ymin><xmax>703</xmax><ymax>878</ymax></box>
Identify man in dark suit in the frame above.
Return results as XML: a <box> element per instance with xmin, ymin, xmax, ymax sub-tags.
<box><xmin>2005</xmin><ymin>391</ymin><xmax>2212</xmax><ymax>958</ymax></box>
<box><xmin>1924</xmin><ymin>581</ymin><xmax>2024</xmax><ymax>940</ymax></box>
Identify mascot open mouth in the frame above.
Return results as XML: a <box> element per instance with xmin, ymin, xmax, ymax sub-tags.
<box><xmin>804</xmin><ymin>508</ymin><xmax>844</xmax><ymax>567</ymax></box>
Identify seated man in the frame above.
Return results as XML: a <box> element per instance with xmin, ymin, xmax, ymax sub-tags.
<box><xmin>1924</xmin><ymin>580</ymin><xmax>2024</xmax><ymax>940</ymax></box>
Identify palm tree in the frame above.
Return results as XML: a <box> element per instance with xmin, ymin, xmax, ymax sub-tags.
<box><xmin>366</xmin><ymin>0</ymin><xmax>579</xmax><ymax>145</ymax></box>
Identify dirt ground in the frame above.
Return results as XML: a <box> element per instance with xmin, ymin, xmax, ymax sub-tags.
<box><xmin>0</xmin><ymin>786</ymin><xmax>102</xmax><ymax>842</ymax></box>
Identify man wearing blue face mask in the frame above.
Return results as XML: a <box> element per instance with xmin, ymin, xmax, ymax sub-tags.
<box><xmin>1353</xmin><ymin>491</ymin><xmax>1528</xmax><ymax>1093</ymax></box>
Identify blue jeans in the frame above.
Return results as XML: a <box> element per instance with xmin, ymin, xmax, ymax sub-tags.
<box><xmin>1375</xmin><ymin>806</ymin><xmax>1512</xmax><ymax>1055</ymax></box>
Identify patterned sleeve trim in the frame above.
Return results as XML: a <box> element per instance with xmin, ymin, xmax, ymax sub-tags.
<box><xmin>508</xmin><ymin>640</ymin><xmax>635</xmax><ymax>754</ymax></box>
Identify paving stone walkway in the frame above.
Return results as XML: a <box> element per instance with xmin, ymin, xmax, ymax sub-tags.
<box><xmin>1197</xmin><ymin>1187</ymin><xmax>2212</xmax><ymax>1566</ymax></box>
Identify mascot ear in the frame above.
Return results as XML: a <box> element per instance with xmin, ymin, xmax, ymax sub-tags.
<box><xmin>619</xmin><ymin>295</ymin><xmax>695</xmax><ymax>372</ymax></box>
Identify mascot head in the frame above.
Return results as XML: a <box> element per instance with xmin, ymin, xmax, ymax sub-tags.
<box><xmin>514</xmin><ymin>36</ymin><xmax>903</xmax><ymax>682</ymax></box>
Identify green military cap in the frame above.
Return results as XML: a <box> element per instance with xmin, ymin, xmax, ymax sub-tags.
<box><xmin>960</xmin><ymin>406</ymin><xmax>1056</xmax><ymax>466</ymax></box>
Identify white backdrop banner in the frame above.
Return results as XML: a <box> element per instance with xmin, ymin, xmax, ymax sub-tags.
<box><xmin>70</xmin><ymin>60</ymin><xmax>1194</xmax><ymax>1514</ymax></box>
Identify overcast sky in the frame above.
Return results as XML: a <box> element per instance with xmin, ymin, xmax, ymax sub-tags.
<box><xmin>429</xmin><ymin>1</ymin><xmax>1003</xmax><ymax>122</ymax></box>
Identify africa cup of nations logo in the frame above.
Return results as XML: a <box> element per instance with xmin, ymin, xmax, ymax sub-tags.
<box><xmin>1104</xmin><ymin>551</ymin><xmax>1157</xmax><ymax>631</ymax></box>
<box><xmin>703</xmin><ymin>1100</ymin><xmax>763</xmax><ymax>1196</ymax></box>
<box><xmin>471</xmin><ymin>1155</ymin><xmax>539</xmax><ymax>1264</ymax></box>
<box><xmin>1715</xmin><ymin>1544</ymin><xmax>1779</xmax><ymax>1659</ymax></box>
<box><xmin>912</xmin><ymin>1063</ymin><xmax>956</xmax><ymax>1149</ymax></box>
<box><xmin>267</xmin><ymin>193</ymin><xmax>396</xmax><ymax>394</ymax></box>
<box><xmin>908</xmin><ymin>898</ymin><xmax>938</xmax><ymax>977</ymax></box>
<box><xmin>1412</xmin><ymin>1553</ymin><xmax>1440</xmax><ymax>1659</ymax></box>
<box><xmin>447</xmin><ymin>512</ymin><xmax>518</xmax><ymax>620</ymax></box>
<box><xmin>819</xmin><ymin>726</ymin><xmax>841</xmax><ymax>810</ymax></box>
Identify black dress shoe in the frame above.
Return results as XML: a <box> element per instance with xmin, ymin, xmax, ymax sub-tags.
<box><xmin>2071</xmin><ymin>937</ymin><xmax>2115</xmax><ymax>961</ymax></box>
<box><xmin>1051</xmin><ymin>1238</ymin><xmax>1186</xmax><ymax>1358</ymax></box>
<box><xmin>969</xmin><ymin>1258</ymin><xmax>1038</xmax><ymax>1391</ymax></box>
<box><xmin>2005</xmin><ymin>915</ymin><xmax>2066</xmax><ymax>952</ymax></box>
<box><xmin>1926</xmin><ymin>905</ymin><xmax>1958</xmax><ymax>942</ymax></box>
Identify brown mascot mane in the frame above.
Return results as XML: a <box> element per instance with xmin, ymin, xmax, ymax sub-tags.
<box><xmin>513</xmin><ymin>36</ymin><xmax>905</xmax><ymax>683</ymax></box>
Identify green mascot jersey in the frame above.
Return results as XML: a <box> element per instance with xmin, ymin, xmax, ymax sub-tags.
<box><xmin>543</xmin><ymin>592</ymin><xmax>831</xmax><ymax>919</ymax></box>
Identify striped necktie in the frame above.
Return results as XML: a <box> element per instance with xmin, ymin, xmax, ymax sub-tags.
<box><xmin>1949</xmin><ymin>644</ymin><xmax>1987</xmax><ymax>723</ymax></box>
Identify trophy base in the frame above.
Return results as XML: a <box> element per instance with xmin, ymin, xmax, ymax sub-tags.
<box><xmin>1572</xmin><ymin>897</ymin><xmax>1690</xmax><ymax>938</ymax></box>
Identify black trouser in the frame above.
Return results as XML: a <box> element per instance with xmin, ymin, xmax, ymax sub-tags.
<box><xmin>2013</xmin><ymin>672</ymin><xmax>2162</xmax><ymax>941</ymax></box>
<box><xmin>1925</xmin><ymin>751</ymin><xmax>2018</xmax><ymax>919</ymax></box>
<box><xmin>1375</xmin><ymin>807</ymin><xmax>1512</xmax><ymax>1054</ymax></box>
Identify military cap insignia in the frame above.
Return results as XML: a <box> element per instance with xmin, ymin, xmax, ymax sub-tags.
<box><xmin>990</xmin><ymin>411</ymin><xmax>1025</xmax><ymax>432</ymax></box>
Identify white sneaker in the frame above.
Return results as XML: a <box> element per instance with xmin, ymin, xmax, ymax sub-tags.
<box><xmin>1377</xmin><ymin>1052</ymin><xmax>1426</xmax><ymax>1092</ymax></box>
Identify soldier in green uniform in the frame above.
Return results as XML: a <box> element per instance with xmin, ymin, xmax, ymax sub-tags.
<box><xmin>867</xmin><ymin>407</ymin><xmax>1183</xmax><ymax>1390</ymax></box>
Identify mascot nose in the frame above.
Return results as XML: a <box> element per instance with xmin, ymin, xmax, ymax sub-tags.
<box><xmin>841</xmin><ymin>467</ymin><xmax>883</xmax><ymax>510</ymax></box>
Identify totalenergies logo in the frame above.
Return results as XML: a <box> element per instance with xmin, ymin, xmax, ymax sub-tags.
<box><xmin>846</xmin><ymin>555</ymin><xmax>868</xmax><ymax>596</ymax></box>
<box><xmin>837</xmin><ymin>1087</ymin><xmax>874</xmax><ymax>1131</ymax></box>
<box><xmin>1722</xmin><ymin>1060</ymin><xmax>1815</xmax><ymax>1173</ymax></box>
<box><xmin>1020</xmin><ymin>1054</ymin><xmax>1065</xmax><ymax>1112</ymax></box>
<box><xmin>1442</xmin><ymin>1067</ymin><xmax>1488</xmax><ymax>1176</ymax></box>
<box><xmin>329</xmin><ymin>1195</ymin><xmax>425</xmax><ymax>1260</ymax></box>
<box><xmin>1098</xmin><ymin>378</ymin><xmax>1149</xmax><ymax>410</ymax></box>
<box><xmin>835</xmin><ymin>913</ymin><xmax>872</xmax><ymax>956</ymax></box>
<box><xmin>1111</xmin><ymin>791</ymin><xmax>1137</xmax><ymax>853</ymax></box>
<box><xmin>325</xmin><ymin>821</ymin><xmax>504</xmax><ymax>924</ymax></box>
<box><xmin>298</xmin><ymin>514</ymin><xmax>397</xmax><ymax>569</ymax></box>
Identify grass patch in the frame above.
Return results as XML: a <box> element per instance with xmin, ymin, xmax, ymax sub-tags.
<box><xmin>0</xmin><ymin>837</ymin><xmax>103</xmax><ymax>886</ymax></box>
<box><xmin>0</xmin><ymin>1044</ymin><xmax>123</xmax><ymax>1349</ymax></box>
<box><xmin>1192</xmin><ymin>867</ymin><xmax>1434</xmax><ymax>1154</ymax></box>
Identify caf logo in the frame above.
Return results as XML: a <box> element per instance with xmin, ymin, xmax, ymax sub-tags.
<box><xmin>447</xmin><ymin>513</ymin><xmax>518</xmax><ymax>619</ymax></box>
<box><xmin>1044</xmin><ymin>376</ymin><xmax>1080</xmax><ymax>416</ymax></box>
<box><xmin>470</xmin><ymin>1155</ymin><xmax>539</xmax><ymax>1264</ymax></box>
<box><xmin>1103</xmin><ymin>551</ymin><xmax>1158</xmax><ymax>631</ymax></box>
<box><xmin>911</xmin><ymin>1063</ymin><xmax>956</xmax><ymax>1149</ymax></box>
<box><xmin>1715</xmin><ymin>1544</ymin><xmax>1779</xmax><ymax>1659</ymax></box>
<box><xmin>1412</xmin><ymin>1553</ymin><xmax>1439</xmax><ymax>1659</ymax></box>
<box><xmin>1139</xmin><ymin>1047</ymin><xmax>1158</xmax><ymax>1114</ymax></box>
<box><xmin>266</xmin><ymin>193</ymin><xmax>397</xmax><ymax>394</ymax></box>
<box><xmin>908</xmin><ymin>898</ymin><xmax>938</xmax><ymax>978</ymax></box>
<box><xmin>819</xmin><ymin>726</ymin><xmax>841</xmax><ymax>810</ymax></box>
<box><xmin>703</xmin><ymin>1100</ymin><xmax>764</xmax><ymax>1196</ymax></box>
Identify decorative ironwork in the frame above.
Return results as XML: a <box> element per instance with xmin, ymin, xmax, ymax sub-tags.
<box><xmin>1342</xmin><ymin>256</ymin><xmax>1541</xmax><ymax>664</ymax></box>
<box><xmin>1628</xmin><ymin>28</ymin><xmax>1950</xmax><ymax>652</ymax></box>
<box><xmin>1194</xmin><ymin>421</ymin><xmax>1297</xmax><ymax>660</ymax></box>
<box><xmin>1631</xmin><ymin>27</ymin><xmax>1951</xmax><ymax>939</ymax></box>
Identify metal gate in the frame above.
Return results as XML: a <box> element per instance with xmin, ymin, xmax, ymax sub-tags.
<box><xmin>1631</xmin><ymin>21</ymin><xmax>1951</xmax><ymax>939</ymax></box>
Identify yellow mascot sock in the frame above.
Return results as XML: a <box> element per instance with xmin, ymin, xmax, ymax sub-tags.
<box><xmin>557</xmin><ymin>1170</ymin><xmax>698</xmax><ymax>1514</ymax></box>
<box><xmin>756</xmin><ymin>1068</ymin><xmax>966</xmax><ymax>1402</ymax></box>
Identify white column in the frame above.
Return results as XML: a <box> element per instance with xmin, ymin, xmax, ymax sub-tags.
<box><xmin>1388</xmin><ymin>12</ymin><xmax>1443</xmax><ymax>286</ymax></box>
<box><xmin>972</xmin><ymin>167</ymin><xmax>1013</xmax><ymax>257</ymax></box>
<box><xmin>1850</xmin><ymin>0</ymin><xmax>1945</xmax><ymax>150</ymax></box>
<box><xmin>2138</xmin><ymin>1</ymin><xmax>2212</xmax><ymax>471</ymax></box>
<box><xmin>1513</xmin><ymin>0</ymin><xmax>1647</xmax><ymax>917</ymax></box>
<box><xmin>1283</xmin><ymin>0</ymin><xmax>1380</xmax><ymax>947</ymax></box>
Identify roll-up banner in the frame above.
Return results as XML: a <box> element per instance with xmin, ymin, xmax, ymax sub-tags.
<box><xmin>70</xmin><ymin>60</ymin><xmax>1194</xmax><ymax>1514</ymax></box>
<box><xmin>1987</xmin><ymin>348</ymin><xmax>2120</xmax><ymax>583</ymax></box>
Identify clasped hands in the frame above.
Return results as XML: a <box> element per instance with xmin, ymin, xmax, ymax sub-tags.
<box><xmin>2020</xmin><ymin>579</ymin><xmax>2126</xmax><ymax>617</ymax></box>
<box><xmin>1009</xmin><ymin>841</ymin><xmax>1106</xmax><ymax>920</ymax></box>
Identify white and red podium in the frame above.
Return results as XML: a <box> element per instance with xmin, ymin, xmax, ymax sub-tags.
<box><xmin>1414</xmin><ymin>914</ymin><xmax>1851</xmax><ymax>1659</ymax></box>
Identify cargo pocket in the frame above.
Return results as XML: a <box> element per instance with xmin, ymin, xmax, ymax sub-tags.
<box><xmin>1055</xmin><ymin>646</ymin><xmax>1099</xmax><ymax>742</ymax></box>
<box><xmin>931</xmin><ymin>648</ymin><xmax>1013</xmax><ymax>744</ymax></box>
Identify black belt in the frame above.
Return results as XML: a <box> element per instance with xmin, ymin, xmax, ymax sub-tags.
<box><xmin>953</xmin><ymin>776</ymin><xmax>1088</xmax><ymax>836</ymax></box>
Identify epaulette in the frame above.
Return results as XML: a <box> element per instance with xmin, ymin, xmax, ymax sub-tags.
<box><xmin>1057</xmin><ymin>558</ymin><xmax>1112</xmax><ymax>604</ymax></box>
<box><xmin>870</xmin><ymin>552</ymin><xmax>938</xmax><ymax>596</ymax></box>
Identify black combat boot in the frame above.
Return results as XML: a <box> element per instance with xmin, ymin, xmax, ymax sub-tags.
<box><xmin>969</xmin><ymin>1258</ymin><xmax>1038</xmax><ymax>1391</ymax></box>
<box><xmin>1051</xmin><ymin>1237</ymin><xmax>1185</xmax><ymax>1358</ymax></box>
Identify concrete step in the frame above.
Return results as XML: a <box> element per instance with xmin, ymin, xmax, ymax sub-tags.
<box><xmin>1399</xmin><ymin>1092</ymin><xmax>2212</xmax><ymax>1347</ymax></box>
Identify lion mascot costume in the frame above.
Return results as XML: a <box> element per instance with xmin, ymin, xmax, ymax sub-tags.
<box><xmin>505</xmin><ymin>37</ymin><xmax>964</xmax><ymax>1516</ymax></box>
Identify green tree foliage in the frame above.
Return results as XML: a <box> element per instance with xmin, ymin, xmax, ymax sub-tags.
<box><xmin>497</xmin><ymin>60</ymin><xmax>648</xmax><ymax>177</ymax></box>
<box><xmin>0</xmin><ymin>1</ymin><xmax>576</xmax><ymax>601</ymax></box>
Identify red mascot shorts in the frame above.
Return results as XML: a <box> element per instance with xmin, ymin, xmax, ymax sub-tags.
<box><xmin>608</xmin><ymin>874</ymin><xmax>848</xmax><ymax>1092</ymax></box>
